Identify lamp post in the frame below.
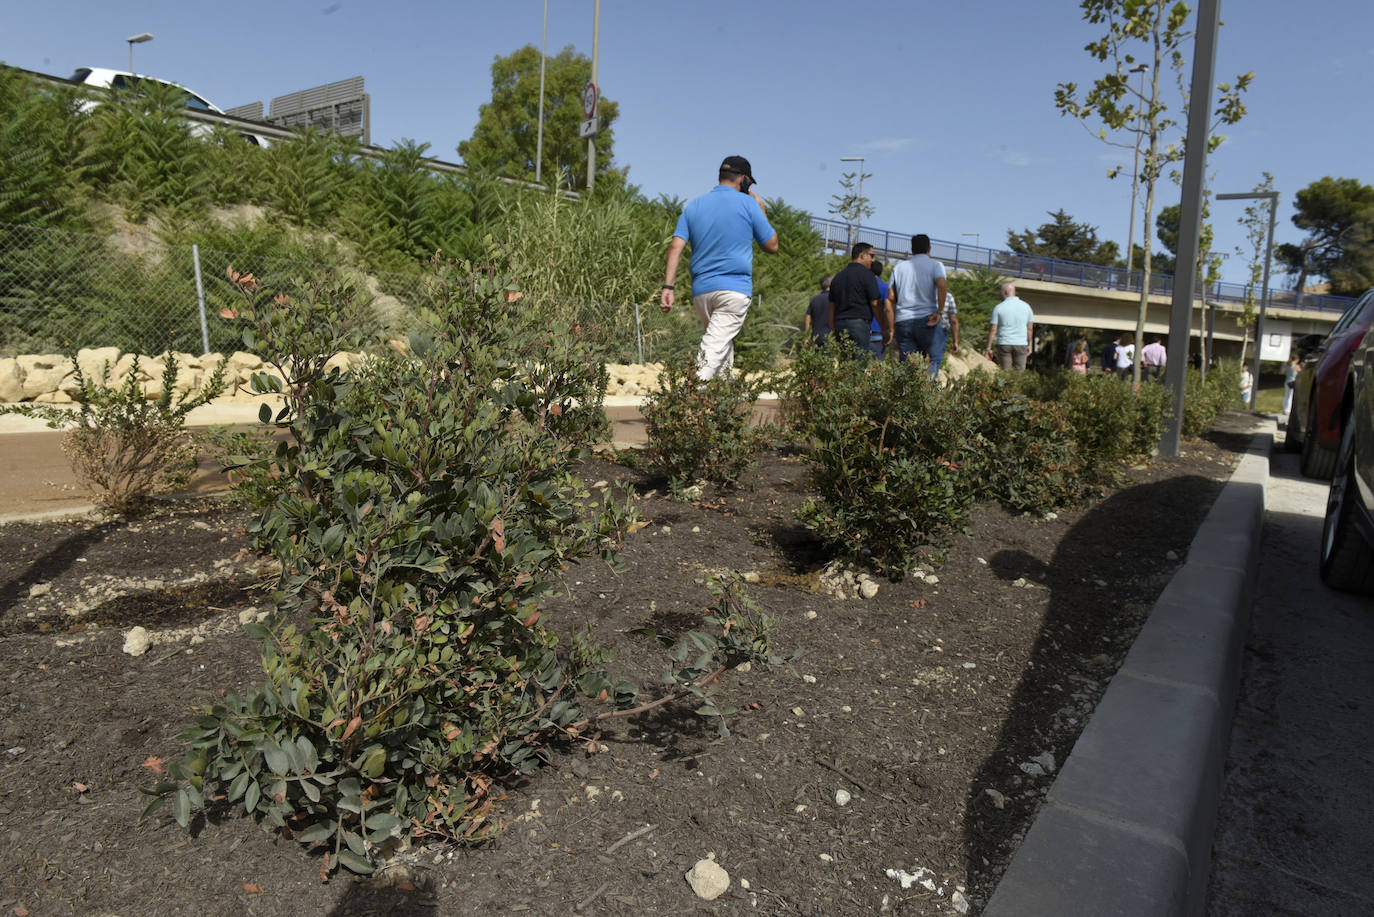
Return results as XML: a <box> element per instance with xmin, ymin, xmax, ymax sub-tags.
<box><xmin>586</xmin><ymin>0</ymin><xmax>600</xmax><ymax>192</ymax></box>
<box><xmin>535</xmin><ymin>0</ymin><xmax>548</xmax><ymax>185</ymax></box>
<box><xmin>839</xmin><ymin>156</ymin><xmax>866</xmax><ymax>248</ymax></box>
<box><xmin>1124</xmin><ymin>64</ymin><xmax>1148</xmax><ymax>276</ymax></box>
<box><xmin>1216</xmin><ymin>190</ymin><xmax>1279</xmax><ymax>410</ymax></box>
<box><xmin>126</xmin><ymin>32</ymin><xmax>152</xmax><ymax>74</ymax></box>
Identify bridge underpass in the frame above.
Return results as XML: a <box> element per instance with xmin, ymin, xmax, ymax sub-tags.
<box><xmin>983</xmin><ymin>277</ymin><xmax>1339</xmax><ymax>360</ymax></box>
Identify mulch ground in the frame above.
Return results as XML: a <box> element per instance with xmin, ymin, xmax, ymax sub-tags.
<box><xmin>0</xmin><ymin>424</ymin><xmax>1251</xmax><ymax>916</ymax></box>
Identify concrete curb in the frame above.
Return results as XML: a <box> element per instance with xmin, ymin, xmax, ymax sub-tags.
<box><xmin>983</xmin><ymin>431</ymin><xmax>1270</xmax><ymax>917</ymax></box>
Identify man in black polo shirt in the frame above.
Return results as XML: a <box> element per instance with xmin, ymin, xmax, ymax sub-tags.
<box><xmin>828</xmin><ymin>242</ymin><xmax>887</xmax><ymax>357</ymax></box>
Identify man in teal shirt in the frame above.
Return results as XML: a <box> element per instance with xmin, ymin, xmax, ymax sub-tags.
<box><xmin>660</xmin><ymin>156</ymin><xmax>778</xmax><ymax>379</ymax></box>
<box><xmin>984</xmin><ymin>283</ymin><xmax>1035</xmax><ymax>371</ymax></box>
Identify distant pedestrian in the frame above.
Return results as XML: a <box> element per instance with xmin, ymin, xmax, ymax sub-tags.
<box><xmin>869</xmin><ymin>260</ymin><xmax>891</xmax><ymax>358</ymax></box>
<box><xmin>927</xmin><ymin>290</ymin><xmax>960</xmax><ymax>381</ymax></box>
<box><xmin>829</xmin><ymin>243</ymin><xmax>886</xmax><ymax>357</ymax></box>
<box><xmin>984</xmin><ymin>283</ymin><xmax>1035</xmax><ymax>371</ymax></box>
<box><xmin>1240</xmin><ymin>365</ymin><xmax>1254</xmax><ymax>405</ymax></box>
<box><xmin>1066</xmin><ymin>332</ymin><xmax>1088</xmax><ymax>368</ymax></box>
<box><xmin>1141</xmin><ymin>335</ymin><xmax>1166</xmax><ymax>381</ymax></box>
<box><xmin>660</xmin><ymin>155</ymin><xmax>779</xmax><ymax>379</ymax></box>
<box><xmin>1114</xmin><ymin>333</ymin><xmax>1135</xmax><ymax>379</ymax></box>
<box><xmin>1069</xmin><ymin>338</ymin><xmax>1090</xmax><ymax>374</ymax></box>
<box><xmin>803</xmin><ymin>274</ymin><xmax>834</xmax><ymax>342</ymax></box>
<box><xmin>887</xmin><ymin>234</ymin><xmax>947</xmax><ymax>361</ymax></box>
<box><xmin>1282</xmin><ymin>353</ymin><xmax>1300</xmax><ymax>415</ymax></box>
<box><xmin>1101</xmin><ymin>336</ymin><xmax>1118</xmax><ymax>374</ymax></box>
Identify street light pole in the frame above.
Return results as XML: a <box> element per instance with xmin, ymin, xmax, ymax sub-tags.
<box><xmin>1217</xmin><ymin>190</ymin><xmax>1280</xmax><ymax>410</ymax></box>
<box><xmin>535</xmin><ymin>0</ymin><xmax>548</xmax><ymax>186</ymax></box>
<box><xmin>1124</xmin><ymin>64</ymin><xmax>1148</xmax><ymax>275</ymax></box>
<box><xmin>840</xmin><ymin>156</ymin><xmax>865</xmax><ymax>248</ymax></box>
<box><xmin>586</xmin><ymin>0</ymin><xmax>600</xmax><ymax>192</ymax></box>
<box><xmin>126</xmin><ymin>32</ymin><xmax>152</xmax><ymax>74</ymax></box>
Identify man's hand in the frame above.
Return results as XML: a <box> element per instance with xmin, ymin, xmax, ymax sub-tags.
<box><xmin>926</xmin><ymin>313</ymin><xmax>941</xmax><ymax>327</ymax></box>
<box><xmin>660</xmin><ymin>288</ymin><xmax>674</xmax><ymax>313</ymax></box>
<box><xmin>749</xmin><ymin>190</ymin><xmax>767</xmax><ymax>214</ymax></box>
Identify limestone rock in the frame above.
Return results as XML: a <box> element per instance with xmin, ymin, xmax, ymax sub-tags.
<box><xmin>76</xmin><ymin>347</ymin><xmax>121</xmax><ymax>384</ymax></box>
<box><xmin>18</xmin><ymin>355</ymin><xmax>72</xmax><ymax>399</ymax></box>
<box><xmin>122</xmin><ymin>626</ymin><xmax>152</xmax><ymax>657</ymax></box>
<box><xmin>685</xmin><ymin>857</ymin><xmax>729</xmax><ymax>900</ymax></box>
<box><xmin>0</xmin><ymin>358</ymin><xmax>22</xmax><ymax>402</ymax></box>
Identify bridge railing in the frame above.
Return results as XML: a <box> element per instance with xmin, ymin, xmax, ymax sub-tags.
<box><xmin>810</xmin><ymin>215</ymin><xmax>1354</xmax><ymax>315</ymax></box>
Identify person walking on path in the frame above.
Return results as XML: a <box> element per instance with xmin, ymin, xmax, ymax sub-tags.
<box><xmin>829</xmin><ymin>242</ymin><xmax>886</xmax><ymax>357</ymax></box>
<box><xmin>868</xmin><ymin>260</ymin><xmax>891</xmax><ymax>359</ymax></box>
<box><xmin>803</xmin><ymin>274</ymin><xmax>834</xmax><ymax>342</ymax></box>
<box><xmin>1141</xmin><ymin>335</ymin><xmax>1166</xmax><ymax>381</ymax></box>
<box><xmin>927</xmin><ymin>290</ymin><xmax>960</xmax><ymax>380</ymax></box>
<box><xmin>984</xmin><ymin>283</ymin><xmax>1035</xmax><ymax>371</ymax></box>
<box><xmin>660</xmin><ymin>155</ymin><xmax>778</xmax><ymax>379</ymax></box>
<box><xmin>887</xmin><ymin>234</ymin><xmax>947</xmax><ymax>361</ymax></box>
<box><xmin>1069</xmin><ymin>337</ymin><xmax>1090</xmax><ymax>374</ymax></box>
<box><xmin>1282</xmin><ymin>353</ymin><xmax>1300</xmax><ymax>416</ymax></box>
<box><xmin>1114</xmin><ymin>332</ymin><xmax>1135</xmax><ymax>379</ymax></box>
<box><xmin>1101</xmin><ymin>335</ymin><xmax>1118</xmax><ymax>374</ymax></box>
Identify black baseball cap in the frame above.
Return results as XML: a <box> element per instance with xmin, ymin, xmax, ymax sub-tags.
<box><xmin>720</xmin><ymin>156</ymin><xmax>755</xmax><ymax>183</ymax></box>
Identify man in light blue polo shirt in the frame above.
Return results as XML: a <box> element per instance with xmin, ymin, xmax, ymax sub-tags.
<box><xmin>660</xmin><ymin>156</ymin><xmax>779</xmax><ymax>379</ymax></box>
<box><xmin>886</xmin><ymin>233</ymin><xmax>947</xmax><ymax>363</ymax></box>
<box><xmin>984</xmin><ymin>282</ymin><xmax>1036</xmax><ymax>371</ymax></box>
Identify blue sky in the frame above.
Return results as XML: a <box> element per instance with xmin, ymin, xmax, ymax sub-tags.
<box><xmin>2</xmin><ymin>0</ymin><xmax>1371</xmax><ymax>286</ymax></box>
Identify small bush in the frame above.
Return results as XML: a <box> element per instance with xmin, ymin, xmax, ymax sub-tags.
<box><xmin>1</xmin><ymin>353</ymin><xmax>225</xmax><ymax>513</ymax></box>
<box><xmin>784</xmin><ymin>339</ymin><xmax>973</xmax><ymax>576</ymax></box>
<box><xmin>953</xmin><ymin>372</ymin><xmax>1087</xmax><ymax>513</ymax></box>
<box><xmin>1057</xmin><ymin>372</ymin><xmax>1167</xmax><ymax>478</ymax></box>
<box><xmin>1181</xmin><ymin>361</ymin><xmax>1242</xmax><ymax>436</ymax></box>
<box><xmin>641</xmin><ymin>359</ymin><xmax>766</xmax><ymax>489</ymax></box>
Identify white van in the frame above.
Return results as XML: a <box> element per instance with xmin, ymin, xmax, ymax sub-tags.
<box><xmin>69</xmin><ymin>67</ymin><xmax>268</xmax><ymax>145</ymax></box>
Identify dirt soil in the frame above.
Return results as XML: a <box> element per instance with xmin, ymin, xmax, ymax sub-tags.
<box><xmin>0</xmin><ymin>425</ymin><xmax>1251</xmax><ymax>916</ymax></box>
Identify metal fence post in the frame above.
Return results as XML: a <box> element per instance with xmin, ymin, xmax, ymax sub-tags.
<box><xmin>192</xmin><ymin>244</ymin><xmax>210</xmax><ymax>355</ymax></box>
<box><xmin>635</xmin><ymin>302</ymin><xmax>643</xmax><ymax>364</ymax></box>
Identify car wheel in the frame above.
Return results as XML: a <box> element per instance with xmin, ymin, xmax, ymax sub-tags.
<box><xmin>1320</xmin><ymin>421</ymin><xmax>1374</xmax><ymax>593</ymax></box>
<box><xmin>1300</xmin><ymin>400</ymin><xmax>1338</xmax><ymax>479</ymax></box>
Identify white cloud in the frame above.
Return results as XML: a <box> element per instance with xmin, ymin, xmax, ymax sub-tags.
<box><xmin>857</xmin><ymin>137</ymin><xmax>916</xmax><ymax>153</ymax></box>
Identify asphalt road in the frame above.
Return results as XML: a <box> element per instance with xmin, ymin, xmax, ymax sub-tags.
<box><xmin>1206</xmin><ymin>449</ymin><xmax>1374</xmax><ymax>916</ymax></box>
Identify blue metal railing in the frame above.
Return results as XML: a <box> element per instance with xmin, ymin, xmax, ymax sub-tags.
<box><xmin>808</xmin><ymin>215</ymin><xmax>1353</xmax><ymax>315</ymax></box>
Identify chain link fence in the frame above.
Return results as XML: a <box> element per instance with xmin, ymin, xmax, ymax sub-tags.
<box><xmin>0</xmin><ymin>221</ymin><xmax>812</xmax><ymax>367</ymax></box>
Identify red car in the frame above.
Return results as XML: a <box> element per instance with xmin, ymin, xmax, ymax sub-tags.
<box><xmin>1286</xmin><ymin>288</ymin><xmax>1374</xmax><ymax>479</ymax></box>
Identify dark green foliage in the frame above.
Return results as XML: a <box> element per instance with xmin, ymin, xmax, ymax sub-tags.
<box><xmin>641</xmin><ymin>359</ymin><xmax>767</xmax><ymax>488</ymax></box>
<box><xmin>947</xmin><ymin>266</ymin><xmax>1005</xmax><ymax>355</ymax></box>
<box><xmin>1275</xmin><ymin>176</ymin><xmax>1374</xmax><ymax>297</ymax></box>
<box><xmin>953</xmin><ymin>372</ymin><xmax>1087</xmax><ymax>512</ymax></box>
<box><xmin>784</xmin><ymin>340</ymin><xmax>974</xmax><ymax>576</ymax></box>
<box><xmin>1006</xmin><ymin>209</ymin><xmax>1119</xmax><ymax>265</ymax></box>
<box><xmin>1049</xmin><ymin>371</ymin><xmax>1170</xmax><ymax>477</ymax></box>
<box><xmin>0</xmin><ymin>67</ymin><xmax>86</xmax><ymax>226</ymax></box>
<box><xmin>1181</xmin><ymin>361</ymin><xmax>1242</xmax><ymax>436</ymax></box>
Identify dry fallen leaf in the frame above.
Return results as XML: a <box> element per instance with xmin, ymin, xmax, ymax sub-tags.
<box><xmin>242</xmin><ymin>883</ymin><xmax>263</xmax><ymax>894</ymax></box>
<box><xmin>72</xmin><ymin>782</ymin><xmax>88</xmax><ymax>793</ymax></box>
<box><xmin>140</xmin><ymin>756</ymin><xmax>166</xmax><ymax>775</ymax></box>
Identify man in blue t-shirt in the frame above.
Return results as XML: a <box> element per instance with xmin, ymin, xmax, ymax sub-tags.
<box><xmin>984</xmin><ymin>282</ymin><xmax>1036</xmax><ymax>371</ymax></box>
<box><xmin>661</xmin><ymin>156</ymin><xmax>779</xmax><ymax>379</ymax></box>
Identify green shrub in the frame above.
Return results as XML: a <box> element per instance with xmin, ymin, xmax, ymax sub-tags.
<box><xmin>641</xmin><ymin>359</ymin><xmax>766</xmax><ymax>488</ymax></box>
<box><xmin>143</xmin><ymin>255</ymin><xmax>777</xmax><ymax>874</ymax></box>
<box><xmin>1</xmin><ymin>352</ymin><xmax>225</xmax><ymax>513</ymax></box>
<box><xmin>1181</xmin><ymin>361</ymin><xmax>1242</xmax><ymax>436</ymax></box>
<box><xmin>784</xmin><ymin>339</ymin><xmax>974</xmax><ymax>576</ymax></box>
<box><xmin>1058</xmin><ymin>372</ymin><xmax>1166</xmax><ymax>477</ymax></box>
<box><xmin>953</xmin><ymin>371</ymin><xmax>1087</xmax><ymax>513</ymax></box>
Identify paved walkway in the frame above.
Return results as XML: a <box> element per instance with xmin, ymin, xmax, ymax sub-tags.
<box><xmin>1206</xmin><ymin>449</ymin><xmax>1374</xmax><ymax>915</ymax></box>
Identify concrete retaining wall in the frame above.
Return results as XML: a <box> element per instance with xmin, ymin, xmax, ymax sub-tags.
<box><xmin>984</xmin><ymin>435</ymin><xmax>1269</xmax><ymax>917</ymax></box>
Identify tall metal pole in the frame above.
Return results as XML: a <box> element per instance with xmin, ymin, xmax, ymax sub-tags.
<box><xmin>1253</xmin><ymin>195</ymin><xmax>1278</xmax><ymax>409</ymax></box>
<box><xmin>1125</xmin><ymin>64</ymin><xmax>1148</xmax><ymax>272</ymax></box>
<box><xmin>587</xmin><ymin>0</ymin><xmax>600</xmax><ymax>192</ymax></box>
<box><xmin>1160</xmin><ymin>0</ymin><xmax>1221</xmax><ymax>457</ymax></box>
<box><xmin>535</xmin><ymin>0</ymin><xmax>548</xmax><ymax>186</ymax></box>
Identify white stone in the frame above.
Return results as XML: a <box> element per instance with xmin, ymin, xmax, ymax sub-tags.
<box><xmin>685</xmin><ymin>858</ymin><xmax>729</xmax><ymax>900</ymax></box>
<box><xmin>952</xmin><ymin>889</ymin><xmax>970</xmax><ymax>914</ymax></box>
<box><xmin>743</xmin><ymin>571</ymin><xmax>760</xmax><ymax>584</ymax></box>
<box><xmin>1032</xmin><ymin>751</ymin><xmax>1057</xmax><ymax>773</ymax></box>
<box><xmin>28</xmin><ymin>583</ymin><xmax>51</xmax><ymax>598</ymax></box>
<box><xmin>834</xmin><ymin>789</ymin><xmax>852</xmax><ymax>806</ymax></box>
<box><xmin>0</xmin><ymin>358</ymin><xmax>22</xmax><ymax>402</ymax></box>
<box><xmin>819</xmin><ymin>853</ymin><xmax>833</xmax><ymax>862</ymax></box>
<box><xmin>791</xmin><ymin>707</ymin><xmax>804</xmax><ymax>717</ymax></box>
<box><xmin>122</xmin><ymin>626</ymin><xmax>152</xmax><ymax>657</ymax></box>
<box><xmin>859</xmin><ymin>579</ymin><xmax>879</xmax><ymax>599</ymax></box>
<box><xmin>1166</xmin><ymin>550</ymin><xmax>1179</xmax><ymax>561</ymax></box>
<box><xmin>984</xmin><ymin>788</ymin><xmax>1007</xmax><ymax>809</ymax></box>
<box><xmin>76</xmin><ymin>347</ymin><xmax>121</xmax><ymax>383</ymax></box>
<box><xmin>925</xmin><ymin>575</ymin><xmax>939</xmax><ymax>586</ymax></box>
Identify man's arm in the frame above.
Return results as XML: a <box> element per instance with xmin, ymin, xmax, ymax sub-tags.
<box><xmin>750</xmin><ymin>191</ymin><xmax>780</xmax><ymax>253</ymax></box>
<box><xmin>883</xmin><ymin>299</ymin><xmax>895</xmax><ymax>347</ymax></box>
<box><xmin>661</xmin><ymin>236</ymin><xmax>687</xmax><ymax>312</ymax></box>
<box><xmin>927</xmin><ymin>275</ymin><xmax>948</xmax><ymax>326</ymax></box>
<box><xmin>1027</xmin><ymin>322</ymin><xmax>1034</xmax><ymax>347</ymax></box>
<box><xmin>803</xmin><ymin>312</ymin><xmax>813</xmax><ymax>335</ymax></box>
<box><xmin>985</xmin><ymin>323</ymin><xmax>998</xmax><ymax>356</ymax></box>
<box><xmin>949</xmin><ymin>314</ymin><xmax>960</xmax><ymax>352</ymax></box>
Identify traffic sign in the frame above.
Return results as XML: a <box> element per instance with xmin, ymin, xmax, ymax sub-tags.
<box><xmin>581</xmin><ymin>81</ymin><xmax>598</xmax><ymax>118</ymax></box>
<box><xmin>578</xmin><ymin>117</ymin><xmax>599</xmax><ymax>139</ymax></box>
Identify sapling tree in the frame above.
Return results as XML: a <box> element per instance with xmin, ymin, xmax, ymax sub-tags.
<box><xmin>1232</xmin><ymin>171</ymin><xmax>1275</xmax><ymax>365</ymax></box>
<box><xmin>1055</xmin><ymin>0</ymin><xmax>1251</xmax><ymax>384</ymax></box>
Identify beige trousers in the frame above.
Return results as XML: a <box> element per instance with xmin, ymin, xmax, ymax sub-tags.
<box><xmin>692</xmin><ymin>290</ymin><xmax>751</xmax><ymax>380</ymax></box>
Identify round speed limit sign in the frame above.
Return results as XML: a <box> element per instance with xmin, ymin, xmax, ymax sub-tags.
<box><xmin>581</xmin><ymin>81</ymin><xmax>598</xmax><ymax>118</ymax></box>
